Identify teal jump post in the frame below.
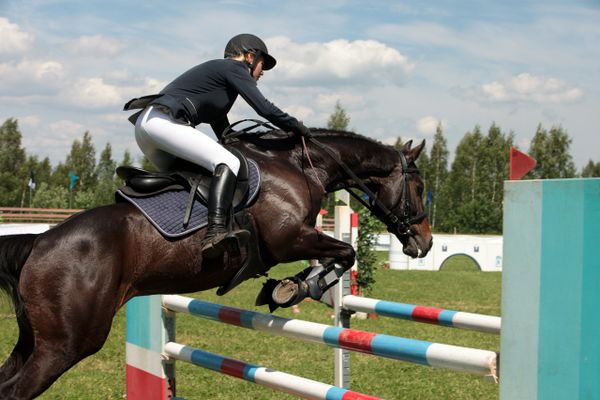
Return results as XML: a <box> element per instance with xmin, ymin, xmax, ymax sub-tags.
<box><xmin>501</xmin><ymin>178</ymin><xmax>600</xmax><ymax>400</ymax></box>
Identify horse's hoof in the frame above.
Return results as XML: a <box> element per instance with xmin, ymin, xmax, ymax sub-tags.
<box><xmin>272</xmin><ymin>279</ymin><xmax>299</xmax><ymax>304</ymax></box>
<box><xmin>272</xmin><ymin>278</ymin><xmax>308</xmax><ymax>308</ymax></box>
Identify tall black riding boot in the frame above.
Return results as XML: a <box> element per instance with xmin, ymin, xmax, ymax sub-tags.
<box><xmin>201</xmin><ymin>164</ymin><xmax>249</xmax><ymax>258</ymax></box>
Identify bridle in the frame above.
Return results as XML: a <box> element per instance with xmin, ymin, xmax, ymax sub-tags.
<box><xmin>221</xmin><ymin>120</ymin><xmax>428</xmax><ymax>237</ymax></box>
<box><xmin>307</xmin><ymin>137</ymin><xmax>428</xmax><ymax>237</ymax></box>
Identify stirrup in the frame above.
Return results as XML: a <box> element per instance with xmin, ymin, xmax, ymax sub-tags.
<box><xmin>202</xmin><ymin>229</ymin><xmax>250</xmax><ymax>258</ymax></box>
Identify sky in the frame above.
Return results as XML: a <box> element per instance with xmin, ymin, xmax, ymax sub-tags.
<box><xmin>0</xmin><ymin>0</ymin><xmax>598</xmax><ymax>169</ymax></box>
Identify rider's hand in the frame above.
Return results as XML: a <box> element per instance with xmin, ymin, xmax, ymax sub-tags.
<box><xmin>296</xmin><ymin>122</ymin><xmax>312</xmax><ymax>138</ymax></box>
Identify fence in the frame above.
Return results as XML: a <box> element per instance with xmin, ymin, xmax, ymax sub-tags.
<box><xmin>0</xmin><ymin>207</ymin><xmax>82</xmax><ymax>223</ymax></box>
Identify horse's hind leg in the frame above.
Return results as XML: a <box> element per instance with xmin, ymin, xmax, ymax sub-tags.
<box><xmin>0</xmin><ymin>314</ymin><xmax>33</xmax><ymax>384</ymax></box>
<box><xmin>0</xmin><ymin>314</ymin><xmax>113</xmax><ymax>400</ymax></box>
<box><xmin>0</xmin><ymin>343</ymin><xmax>84</xmax><ymax>399</ymax></box>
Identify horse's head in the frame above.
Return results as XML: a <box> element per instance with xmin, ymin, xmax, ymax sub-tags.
<box><xmin>371</xmin><ymin>139</ymin><xmax>432</xmax><ymax>258</ymax></box>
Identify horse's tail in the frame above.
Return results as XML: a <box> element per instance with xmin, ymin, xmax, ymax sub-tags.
<box><xmin>0</xmin><ymin>234</ymin><xmax>37</xmax><ymax>315</ymax></box>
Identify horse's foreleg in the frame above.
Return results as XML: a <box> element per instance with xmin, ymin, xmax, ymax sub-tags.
<box><xmin>257</xmin><ymin>225</ymin><xmax>356</xmax><ymax>311</ymax></box>
<box><xmin>283</xmin><ymin>225</ymin><xmax>356</xmax><ymax>268</ymax></box>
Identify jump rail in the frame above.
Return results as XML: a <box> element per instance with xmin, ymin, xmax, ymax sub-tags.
<box><xmin>163</xmin><ymin>295</ymin><xmax>498</xmax><ymax>378</ymax></box>
<box><xmin>164</xmin><ymin>343</ymin><xmax>380</xmax><ymax>400</ymax></box>
<box><xmin>342</xmin><ymin>295</ymin><xmax>501</xmax><ymax>334</ymax></box>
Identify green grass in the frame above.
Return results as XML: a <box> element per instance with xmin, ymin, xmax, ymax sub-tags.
<box><xmin>0</xmin><ymin>255</ymin><xmax>500</xmax><ymax>399</ymax></box>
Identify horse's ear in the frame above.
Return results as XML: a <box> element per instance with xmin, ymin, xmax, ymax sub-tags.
<box><xmin>407</xmin><ymin>139</ymin><xmax>426</xmax><ymax>163</ymax></box>
<box><xmin>402</xmin><ymin>140</ymin><xmax>413</xmax><ymax>152</ymax></box>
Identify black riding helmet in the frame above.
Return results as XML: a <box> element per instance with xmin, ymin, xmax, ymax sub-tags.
<box><xmin>224</xmin><ymin>33</ymin><xmax>277</xmax><ymax>71</ymax></box>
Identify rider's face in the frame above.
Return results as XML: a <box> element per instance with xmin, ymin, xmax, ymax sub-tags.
<box><xmin>246</xmin><ymin>53</ymin><xmax>265</xmax><ymax>82</ymax></box>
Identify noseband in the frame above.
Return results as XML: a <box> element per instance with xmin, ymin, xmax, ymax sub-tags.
<box><xmin>308</xmin><ymin>138</ymin><xmax>427</xmax><ymax>237</ymax></box>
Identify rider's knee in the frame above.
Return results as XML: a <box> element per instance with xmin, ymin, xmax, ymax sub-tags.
<box><xmin>220</xmin><ymin>153</ymin><xmax>240</xmax><ymax>176</ymax></box>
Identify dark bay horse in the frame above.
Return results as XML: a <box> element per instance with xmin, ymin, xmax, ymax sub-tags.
<box><xmin>0</xmin><ymin>129</ymin><xmax>432</xmax><ymax>399</ymax></box>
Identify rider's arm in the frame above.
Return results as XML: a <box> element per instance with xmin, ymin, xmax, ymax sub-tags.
<box><xmin>210</xmin><ymin>116</ymin><xmax>230</xmax><ymax>139</ymax></box>
<box><xmin>227</xmin><ymin>66</ymin><xmax>303</xmax><ymax>134</ymax></box>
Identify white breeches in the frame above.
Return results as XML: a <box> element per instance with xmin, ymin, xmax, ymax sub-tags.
<box><xmin>135</xmin><ymin>106</ymin><xmax>240</xmax><ymax>175</ymax></box>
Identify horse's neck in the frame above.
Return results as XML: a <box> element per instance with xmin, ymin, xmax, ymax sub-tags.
<box><xmin>313</xmin><ymin>134</ymin><xmax>398</xmax><ymax>192</ymax></box>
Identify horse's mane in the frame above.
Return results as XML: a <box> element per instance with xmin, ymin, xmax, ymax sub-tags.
<box><xmin>231</xmin><ymin>127</ymin><xmax>395</xmax><ymax>152</ymax></box>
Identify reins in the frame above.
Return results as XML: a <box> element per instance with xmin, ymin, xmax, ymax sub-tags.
<box><xmin>221</xmin><ymin>120</ymin><xmax>427</xmax><ymax>235</ymax></box>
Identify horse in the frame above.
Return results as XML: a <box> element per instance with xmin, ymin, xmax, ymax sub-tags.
<box><xmin>0</xmin><ymin>129</ymin><xmax>432</xmax><ymax>399</ymax></box>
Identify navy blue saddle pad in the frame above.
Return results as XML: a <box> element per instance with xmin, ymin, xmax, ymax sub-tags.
<box><xmin>116</xmin><ymin>159</ymin><xmax>260</xmax><ymax>238</ymax></box>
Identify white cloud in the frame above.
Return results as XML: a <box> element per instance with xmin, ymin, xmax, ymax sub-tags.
<box><xmin>49</xmin><ymin>120</ymin><xmax>86</xmax><ymax>136</ymax></box>
<box><xmin>315</xmin><ymin>92</ymin><xmax>365</xmax><ymax>110</ymax></box>
<box><xmin>480</xmin><ymin>73</ymin><xmax>583</xmax><ymax>104</ymax></box>
<box><xmin>21</xmin><ymin>119</ymin><xmax>87</xmax><ymax>162</ymax></box>
<box><xmin>416</xmin><ymin>116</ymin><xmax>447</xmax><ymax>135</ymax></box>
<box><xmin>19</xmin><ymin>115</ymin><xmax>40</xmax><ymax>128</ymax></box>
<box><xmin>68</xmin><ymin>35</ymin><xmax>125</xmax><ymax>56</ymax></box>
<box><xmin>266</xmin><ymin>37</ymin><xmax>414</xmax><ymax>86</ymax></box>
<box><xmin>0</xmin><ymin>17</ymin><xmax>34</xmax><ymax>55</ymax></box>
<box><xmin>62</xmin><ymin>78</ymin><xmax>123</xmax><ymax>109</ymax></box>
<box><xmin>0</xmin><ymin>60</ymin><xmax>65</xmax><ymax>95</ymax></box>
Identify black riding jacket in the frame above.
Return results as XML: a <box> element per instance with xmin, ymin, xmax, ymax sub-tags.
<box><xmin>150</xmin><ymin>58</ymin><xmax>301</xmax><ymax>139</ymax></box>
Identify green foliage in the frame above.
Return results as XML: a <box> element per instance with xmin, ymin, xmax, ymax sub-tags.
<box><xmin>140</xmin><ymin>155</ymin><xmax>159</xmax><ymax>172</ymax></box>
<box><xmin>437</xmin><ymin>124</ymin><xmax>513</xmax><ymax>234</ymax></box>
<box><xmin>581</xmin><ymin>160</ymin><xmax>600</xmax><ymax>177</ymax></box>
<box><xmin>0</xmin><ymin>118</ymin><xmax>27</xmax><ymax>206</ymax></box>
<box><xmin>31</xmin><ymin>182</ymin><xmax>69</xmax><ymax>208</ymax></box>
<box><xmin>323</xmin><ymin>101</ymin><xmax>351</xmax><ymax>215</ymax></box>
<box><xmin>65</xmin><ymin>131</ymin><xmax>97</xmax><ymax>191</ymax></box>
<box><xmin>528</xmin><ymin>124</ymin><xmax>576</xmax><ymax>179</ymax></box>
<box><xmin>392</xmin><ymin>137</ymin><xmax>404</xmax><ymax>150</ymax></box>
<box><xmin>423</xmin><ymin>124</ymin><xmax>449</xmax><ymax>230</ymax></box>
<box><xmin>73</xmin><ymin>188</ymin><xmax>99</xmax><ymax>209</ymax></box>
<box><xmin>327</xmin><ymin>100</ymin><xmax>350</xmax><ymax>131</ymax></box>
<box><xmin>355</xmin><ymin>206</ymin><xmax>383</xmax><ymax>295</ymax></box>
<box><xmin>94</xmin><ymin>143</ymin><xmax>118</xmax><ymax>206</ymax></box>
<box><xmin>119</xmin><ymin>149</ymin><xmax>134</xmax><ymax>167</ymax></box>
<box><xmin>0</xmin><ymin>116</ymin><xmax>592</xmax><ymax>237</ymax></box>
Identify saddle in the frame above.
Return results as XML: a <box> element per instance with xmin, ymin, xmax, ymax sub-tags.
<box><xmin>116</xmin><ymin>148</ymin><xmax>267</xmax><ymax>296</ymax></box>
<box><xmin>117</xmin><ymin>148</ymin><xmax>251</xmax><ymax>219</ymax></box>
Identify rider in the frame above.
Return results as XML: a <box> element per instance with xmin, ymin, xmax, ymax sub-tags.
<box><xmin>127</xmin><ymin>33</ymin><xmax>311</xmax><ymax>257</ymax></box>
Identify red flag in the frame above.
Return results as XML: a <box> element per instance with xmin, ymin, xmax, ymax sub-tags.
<box><xmin>509</xmin><ymin>147</ymin><xmax>537</xmax><ymax>180</ymax></box>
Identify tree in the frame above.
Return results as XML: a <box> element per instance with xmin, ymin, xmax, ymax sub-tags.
<box><xmin>327</xmin><ymin>100</ymin><xmax>350</xmax><ymax>131</ymax></box>
<box><xmin>0</xmin><ymin>119</ymin><xmax>27</xmax><ymax>206</ymax></box>
<box><xmin>581</xmin><ymin>160</ymin><xmax>600</xmax><ymax>177</ymax></box>
<box><xmin>392</xmin><ymin>137</ymin><xmax>404</xmax><ymax>150</ymax></box>
<box><xmin>141</xmin><ymin>155</ymin><xmax>158</xmax><ymax>172</ymax></box>
<box><xmin>478</xmin><ymin>123</ymin><xmax>514</xmax><ymax>232</ymax></box>
<box><xmin>424</xmin><ymin>123</ymin><xmax>449</xmax><ymax>230</ymax></box>
<box><xmin>50</xmin><ymin>162</ymin><xmax>70</xmax><ymax>189</ymax></box>
<box><xmin>94</xmin><ymin>143</ymin><xmax>118</xmax><ymax>206</ymax></box>
<box><xmin>528</xmin><ymin>124</ymin><xmax>576</xmax><ymax>179</ymax></box>
<box><xmin>355</xmin><ymin>207</ymin><xmax>380</xmax><ymax>295</ymax></box>
<box><xmin>437</xmin><ymin>124</ymin><xmax>512</xmax><ymax>234</ymax></box>
<box><xmin>323</xmin><ymin>101</ymin><xmax>352</xmax><ymax>215</ymax></box>
<box><xmin>31</xmin><ymin>182</ymin><xmax>69</xmax><ymax>208</ymax></box>
<box><xmin>119</xmin><ymin>150</ymin><xmax>134</xmax><ymax>167</ymax></box>
<box><xmin>65</xmin><ymin>131</ymin><xmax>98</xmax><ymax>191</ymax></box>
<box><xmin>23</xmin><ymin>155</ymin><xmax>52</xmax><ymax>208</ymax></box>
<box><xmin>116</xmin><ymin>150</ymin><xmax>135</xmax><ymax>187</ymax></box>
